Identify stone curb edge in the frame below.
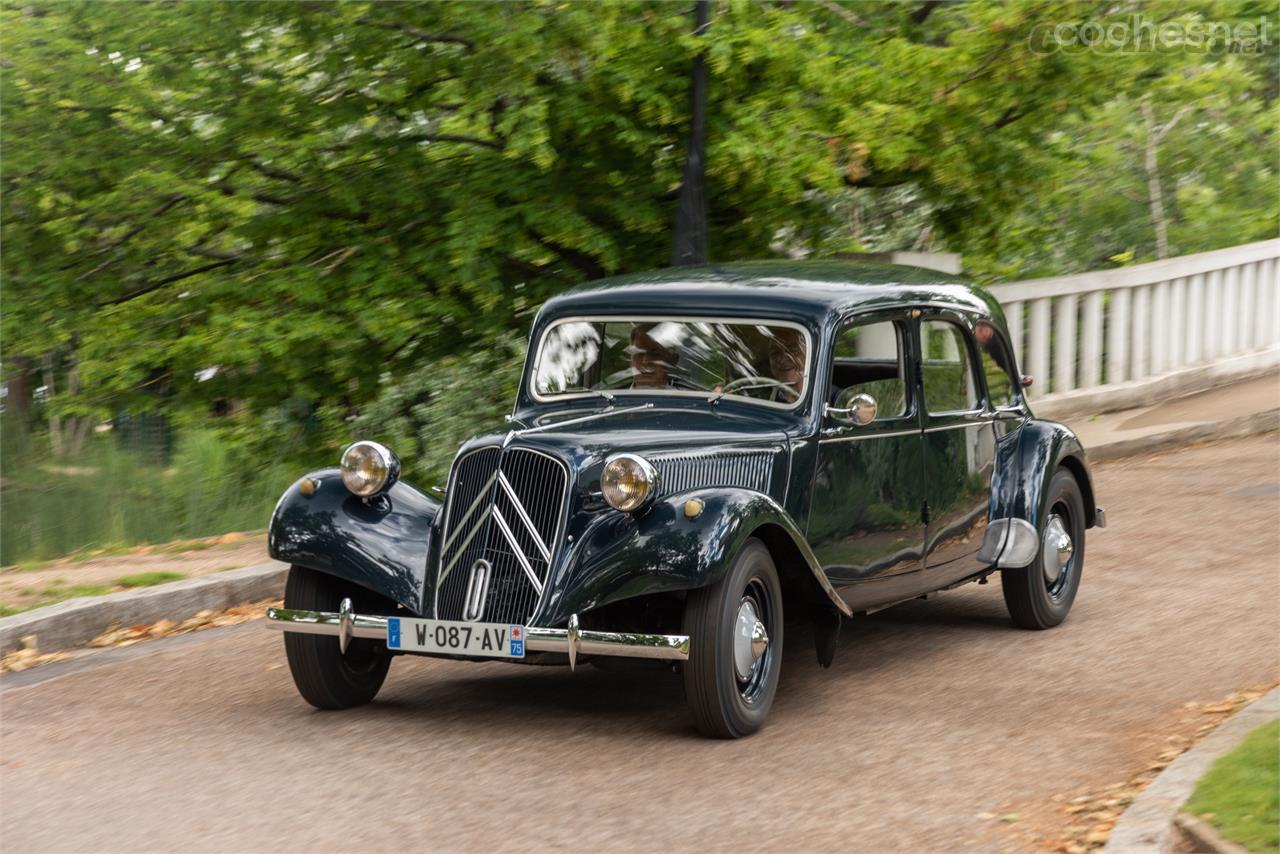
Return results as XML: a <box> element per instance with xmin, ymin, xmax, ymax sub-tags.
<box><xmin>1</xmin><ymin>405</ymin><xmax>1276</xmax><ymax>658</ymax></box>
<box><xmin>0</xmin><ymin>563</ymin><xmax>287</xmax><ymax>656</ymax></box>
<box><xmin>1173</xmin><ymin>814</ymin><xmax>1249</xmax><ymax>854</ymax></box>
<box><xmin>1086</xmin><ymin>408</ymin><xmax>1279</xmax><ymax>463</ymax></box>
<box><xmin>1104</xmin><ymin>686</ymin><xmax>1280</xmax><ymax>853</ymax></box>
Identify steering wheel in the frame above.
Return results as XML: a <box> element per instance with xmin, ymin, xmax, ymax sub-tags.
<box><xmin>719</xmin><ymin>375</ymin><xmax>799</xmax><ymax>402</ymax></box>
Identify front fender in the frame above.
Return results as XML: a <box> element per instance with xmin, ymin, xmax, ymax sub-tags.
<box><xmin>537</xmin><ymin>487</ymin><xmax>849</xmax><ymax>626</ymax></box>
<box><xmin>267</xmin><ymin>468</ymin><xmax>440</xmax><ymax>613</ymax></box>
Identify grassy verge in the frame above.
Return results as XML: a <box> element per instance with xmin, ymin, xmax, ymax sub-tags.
<box><xmin>1</xmin><ymin>428</ymin><xmax>296</xmax><ymax>565</ymax></box>
<box><xmin>1184</xmin><ymin>718</ymin><xmax>1279</xmax><ymax>852</ymax></box>
<box><xmin>0</xmin><ymin>571</ymin><xmax>188</xmax><ymax>615</ymax></box>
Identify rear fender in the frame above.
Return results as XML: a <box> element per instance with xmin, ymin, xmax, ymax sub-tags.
<box><xmin>979</xmin><ymin>421</ymin><xmax>1098</xmax><ymax>568</ymax></box>
<box><xmin>268</xmin><ymin>468</ymin><xmax>440</xmax><ymax>613</ymax></box>
<box><xmin>537</xmin><ymin>487</ymin><xmax>850</xmax><ymax>626</ymax></box>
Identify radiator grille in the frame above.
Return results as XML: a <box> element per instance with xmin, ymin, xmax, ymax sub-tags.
<box><xmin>435</xmin><ymin>446</ymin><xmax>567</xmax><ymax>624</ymax></box>
<box><xmin>652</xmin><ymin>450</ymin><xmax>774</xmax><ymax>497</ymax></box>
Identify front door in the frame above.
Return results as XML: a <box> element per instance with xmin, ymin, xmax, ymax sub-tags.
<box><xmin>917</xmin><ymin>314</ymin><xmax>999</xmax><ymax>582</ymax></box>
<box><xmin>808</xmin><ymin>314</ymin><xmax>926</xmax><ymax>603</ymax></box>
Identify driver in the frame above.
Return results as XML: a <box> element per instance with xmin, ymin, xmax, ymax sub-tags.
<box><xmin>629</xmin><ymin>324</ymin><xmax>679</xmax><ymax>389</ymax></box>
<box><xmin>767</xmin><ymin>328</ymin><xmax>806</xmax><ymax>400</ymax></box>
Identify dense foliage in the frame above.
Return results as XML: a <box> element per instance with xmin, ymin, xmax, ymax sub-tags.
<box><xmin>2</xmin><ymin>0</ymin><xmax>1276</xmax><ymax>486</ymax></box>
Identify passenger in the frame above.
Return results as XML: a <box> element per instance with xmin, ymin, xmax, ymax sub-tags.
<box><xmin>629</xmin><ymin>324</ymin><xmax>679</xmax><ymax>389</ymax></box>
<box><xmin>768</xmin><ymin>328</ymin><xmax>806</xmax><ymax>401</ymax></box>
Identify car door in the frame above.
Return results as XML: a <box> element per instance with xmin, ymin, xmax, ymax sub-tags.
<box><xmin>807</xmin><ymin>311</ymin><xmax>927</xmax><ymax>603</ymax></box>
<box><xmin>917</xmin><ymin>313</ymin><xmax>999</xmax><ymax>583</ymax></box>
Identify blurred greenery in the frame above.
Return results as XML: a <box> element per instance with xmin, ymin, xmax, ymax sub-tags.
<box><xmin>0</xmin><ymin>426</ymin><xmax>292</xmax><ymax>564</ymax></box>
<box><xmin>1</xmin><ymin>0</ymin><xmax>1276</xmax><ymax>560</ymax></box>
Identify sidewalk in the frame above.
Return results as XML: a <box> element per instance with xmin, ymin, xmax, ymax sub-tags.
<box><xmin>1059</xmin><ymin>371</ymin><xmax>1280</xmax><ymax>461</ymax></box>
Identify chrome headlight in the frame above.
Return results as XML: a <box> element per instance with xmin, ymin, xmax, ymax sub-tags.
<box><xmin>340</xmin><ymin>441</ymin><xmax>400</xmax><ymax>497</ymax></box>
<box><xmin>601</xmin><ymin>453</ymin><xmax>658</xmax><ymax>512</ymax></box>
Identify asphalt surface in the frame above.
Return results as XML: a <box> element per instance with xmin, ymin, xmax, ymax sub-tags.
<box><xmin>3</xmin><ymin>435</ymin><xmax>1278</xmax><ymax>852</ymax></box>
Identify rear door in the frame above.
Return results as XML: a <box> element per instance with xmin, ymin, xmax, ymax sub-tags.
<box><xmin>916</xmin><ymin>313</ymin><xmax>999</xmax><ymax>582</ymax></box>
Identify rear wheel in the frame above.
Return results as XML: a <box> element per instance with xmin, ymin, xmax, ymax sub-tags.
<box><xmin>682</xmin><ymin>539</ymin><xmax>783</xmax><ymax>738</ymax></box>
<box><xmin>1001</xmin><ymin>469</ymin><xmax>1086</xmax><ymax>629</ymax></box>
<box><xmin>282</xmin><ymin>566</ymin><xmax>392</xmax><ymax>709</ymax></box>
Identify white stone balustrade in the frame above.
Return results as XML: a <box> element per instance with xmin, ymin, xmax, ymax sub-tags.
<box><xmin>987</xmin><ymin>239</ymin><xmax>1280</xmax><ymax>414</ymax></box>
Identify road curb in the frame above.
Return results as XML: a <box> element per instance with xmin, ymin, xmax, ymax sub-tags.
<box><xmin>1086</xmin><ymin>408</ymin><xmax>1279</xmax><ymax>463</ymax></box>
<box><xmin>1104</xmin><ymin>686</ymin><xmax>1280</xmax><ymax>853</ymax></box>
<box><xmin>0</xmin><ymin>562</ymin><xmax>286</xmax><ymax>655</ymax></box>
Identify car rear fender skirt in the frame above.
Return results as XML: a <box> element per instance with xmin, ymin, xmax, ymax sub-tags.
<box><xmin>268</xmin><ymin>467</ymin><xmax>440</xmax><ymax>614</ymax></box>
<box><xmin>537</xmin><ymin>487</ymin><xmax>851</xmax><ymax>626</ymax></box>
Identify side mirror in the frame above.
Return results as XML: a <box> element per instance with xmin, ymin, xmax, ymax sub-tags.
<box><xmin>825</xmin><ymin>392</ymin><xmax>877</xmax><ymax>427</ymax></box>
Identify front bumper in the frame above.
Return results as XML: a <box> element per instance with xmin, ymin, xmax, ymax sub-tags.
<box><xmin>264</xmin><ymin>601</ymin><xmax>690</xmax><ymax>670</ymax></box>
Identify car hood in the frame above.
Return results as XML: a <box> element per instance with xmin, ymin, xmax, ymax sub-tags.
<box><xmin>478</xmin><ymin>404</ymin><xmax>792</xmax><ymax>464</ymax></box>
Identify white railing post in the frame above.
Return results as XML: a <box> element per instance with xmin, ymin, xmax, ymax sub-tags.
<box><xmin>1169</xmin><ymin>277</ymin><xmax>1186</xmax><ymax>371</ymax></box>
<box><xmin>1107</xmin><ymin>287</ymin><xmax>1130</xmax><ymax>385</ymax></box>
<box><xmin>1186</xmin><ymin>272</ymin><xmax>1204</xmax><ymax>363</ymax></box>
<box><xmin>1221</xmin><ymin>264</ymin><xmax>1240</xmax><ymax>356</ymax></box>
<box><xmin>1054</xmin><ymin>294</ymin><xmax>1078</xmax><ymax>393</ymax></box>
<box><xmin>1151</xmin><ymin>279</ymin><xmax>1170</xmax><ymax>375</ymax></box>
<box><xmin>1239</xmin><ymin>263</ymin><xmax>1256</xmax><ymax>351</ymax></box>
<box><xmin>1132</xmin><ymin>285</ymin><xmax>1150</xmax><ymax>380</ymax></box>
<box><xmin>1080</xmin><ymin>291</ymin><xmax>1103</xmax><ymax>388</ymax></box>
<box><xmin>1028</xmin><ymin>298</ymin><xmax>1051</xmax><ymax>397</ymax></box>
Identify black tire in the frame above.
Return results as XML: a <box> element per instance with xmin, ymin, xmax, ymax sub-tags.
<box><xmin>1001</xmin><ymin>469</ymin><xmax>1086</xmax><ymax>630</ymax></box>
<box><xmin>682</xmin><ymin>539</ymin><xmax>783</xmax><ymax>738</ymax></box>
<box><xmin>282</xmin><ymin>565</ymin><xmax>392</xmax><ymax>710</ymax></box>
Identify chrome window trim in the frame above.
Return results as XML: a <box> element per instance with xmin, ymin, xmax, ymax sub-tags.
<box><xmin>818</xmin><ymin>427</ymin><xmax>920</xmax><ymax>444</ymax></box>
<box><xmin>528</xmin><ymin>314</ymin><xmax>814</xmax><ymax>411</ymax></box>
<box><xmin>922</xmin><ymin>421</ymin><xmax>991</xmax><ymax>434</ymax></box>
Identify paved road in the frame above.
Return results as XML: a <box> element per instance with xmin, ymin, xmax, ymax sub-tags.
<box><xmin>3</xmin><ymin>435</ymin><xmax>1278</xmax><ymax>852</ymax></box>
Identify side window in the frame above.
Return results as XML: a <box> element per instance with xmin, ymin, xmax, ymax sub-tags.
<box><xmin>829</xmin><ymin>320</ymin><xmax>907</xmax><ymax>420</ymax></box>
<box><xmin>920</xmin><ymin>320</ymin><xmax>980</xmax><ymax>413</ymax></box>
<box><xmin>974</xmin><ymin>320</ymin><xmax>1017</xmax><ymax>408</ymax></box>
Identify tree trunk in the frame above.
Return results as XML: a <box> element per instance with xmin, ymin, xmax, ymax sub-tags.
<box><xmin>1139</xmin><ymin>99</ymin><xmax>1191</xmax><ymax>261</ymax></box>
<box><xmin>672</xmin><ymin>0</ymin><xmax>710</xmax><ymax>267</ymax></box>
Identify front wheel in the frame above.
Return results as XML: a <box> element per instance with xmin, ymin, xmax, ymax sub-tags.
<box><xmin>1001</xmin><ymin>469</ymin><xmax>1086</xmax><ymax>629</ymax></box>
<box><xmin>682</xmin><ymin>539</ymin><xmax>783</xmax><ymax>738</ymax></box>
<box><xmin>282</xmin><ymin>565</ymin><xmax>392</xmax><ymax>709</ymax></box>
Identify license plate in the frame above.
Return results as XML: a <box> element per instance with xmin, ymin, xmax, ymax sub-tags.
<box><xmin>386</xmin><ymin>617</ymin><xmax>525</xmax><ymax>659</ymax></box>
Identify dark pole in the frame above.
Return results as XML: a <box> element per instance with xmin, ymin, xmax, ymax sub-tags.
<box><xmin>672</xmin><ymin>0</ymin><xmax>710</xmax><ymax>267</ymax></box>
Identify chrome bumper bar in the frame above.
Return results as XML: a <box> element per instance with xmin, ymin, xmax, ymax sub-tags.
<box><xmin>264</xmin><ymin>602</ymin><xmax>690</xmax><ymax>669</ymax></box>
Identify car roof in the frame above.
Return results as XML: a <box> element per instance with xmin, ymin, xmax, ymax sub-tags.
<box><xmin>537</xmin><ymin>260</ymin><xmax>995</xmax><ymax>327</ymax></box>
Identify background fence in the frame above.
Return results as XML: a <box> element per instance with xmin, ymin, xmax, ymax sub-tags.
<box><xmin>988</xmin><ymin>239</ymin><xmax>1280</xmax><ymax>414</ymax></box>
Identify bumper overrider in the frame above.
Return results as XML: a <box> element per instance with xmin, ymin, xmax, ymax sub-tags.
<box><xmin>264</xmin><ymin>599</ymin><xmax>690</xmax><ymax>670</ymax></box>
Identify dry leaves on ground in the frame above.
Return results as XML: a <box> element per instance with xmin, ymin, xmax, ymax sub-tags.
<box><xmin>0</xmin><ymin>599</ymin><xmax>280</xmax><ymax>673</ymax></box>
<box><xmin>1023</xmin><ymin>681</ymin><xmax>1279</xmax><ymax>853</ymax></box>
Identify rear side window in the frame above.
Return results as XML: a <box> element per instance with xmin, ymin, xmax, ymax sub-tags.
<box><xmin>829</xmin><ymin>320</ymin><xmax>907</xmax><ymax>420</ymax></box>
<box><xmin>920</xmin><ymin>320</ymin><xmax>980</xmax><ymax>413</ymax></box>
<box><xmin>975</xmin><ymin>320</ymin><xmax>1017</xmax><ymax>408</ymax></box>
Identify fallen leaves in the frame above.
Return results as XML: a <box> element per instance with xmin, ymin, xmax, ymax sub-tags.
<box><xmin>1004</xmin><ymin>680</ymin><xmax>1279</xmax><ymax>853</ymax></box>
<box><xmin>0</xmin><ymin>635</ymin><xmax>70</xmax><ymax>672</ymax></box>
<box><xmin>0</xmin><ymin>599</ymin><xmax>280</xmax><ymax>673</ymax></box>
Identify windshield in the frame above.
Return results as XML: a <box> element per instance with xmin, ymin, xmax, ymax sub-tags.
<box><xmin>531</xmin><ymin>317</ymin><xmax>810</xmax><ymax>408</ymax></box>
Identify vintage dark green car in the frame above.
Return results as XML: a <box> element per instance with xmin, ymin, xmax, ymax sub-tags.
<box><xmin>265</xmin><ymin>261</ymin><xmax>1105</xmax><ymax>737</ymax></box>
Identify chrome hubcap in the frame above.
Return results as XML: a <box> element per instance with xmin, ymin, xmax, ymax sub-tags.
<box><xmin>733</xmin><ymin>598</ymin><xmax>769</xmax><ymax>681</ymax></box>
<box><xmin>1041</xmin><ymin>514</ymin><xmax>1074</xmax><ymax>583</ymax></box>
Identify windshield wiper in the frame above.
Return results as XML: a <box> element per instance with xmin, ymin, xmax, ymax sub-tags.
<box><xmin>587</xmin><ymin>388</ymin><xmax>616</xmax><ymax>406</ymax></box>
